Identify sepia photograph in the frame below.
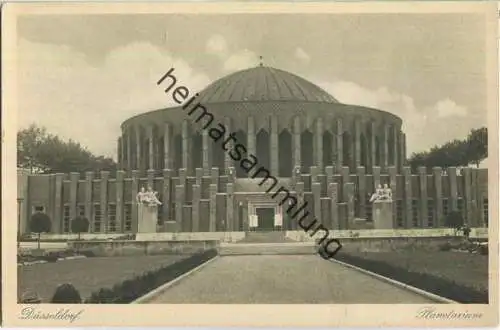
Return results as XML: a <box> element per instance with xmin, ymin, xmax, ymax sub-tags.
<box><xmin>1</xmin><ymin>1</ymin><xmax>498</xmax><ymax>327</ymax></box>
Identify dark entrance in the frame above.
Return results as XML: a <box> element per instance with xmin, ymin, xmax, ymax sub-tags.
<box><xmin>256</xmin><ymin>208</ymin><xmax>275</xmax><ymax>231</ymax></box>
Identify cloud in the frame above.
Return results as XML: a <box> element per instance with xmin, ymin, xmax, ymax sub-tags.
<box><xmin>206</xmin><ymin>34</ymin><xmax>228</xmax><ymax>55</ymax></box>
<box><xmin>18</xmin><ymin>39</ymin><xmax>211</xmax><ymax>159</ymax></box>
<box><xmin>223</xmin><ymin>49</ymin><xmax>257</xmax><ymax>72</ymax></box>
<box><xmin>314</xmin><ymin>79</ymin><xmax>473</xmax><ymax>154</ymax></box>
<box><xmin>294</xmin><ymin>47</ymin><xmax>310</xmax><ymax>64</ymax></box>
<box><xmin>434</xmin><ymin>98</ymin><xmax>467</xmax><ymax>118</ymax></box>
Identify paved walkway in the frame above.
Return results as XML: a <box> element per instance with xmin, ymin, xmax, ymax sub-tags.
<box><xmin>147</xmin><ymin>255</ymin><xmax>437</xmax><ymax>304</ymax></box>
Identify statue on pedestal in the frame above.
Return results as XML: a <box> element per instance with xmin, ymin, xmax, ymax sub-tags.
<box><xmin>369</xmin><ymin>183</ymin><xmax>393</xmax><ymax>203</ymax></box>
<box><xmin>136</xmin><ymin>185</ymin><xmax>162</xmax><ymax>207</ymax></box>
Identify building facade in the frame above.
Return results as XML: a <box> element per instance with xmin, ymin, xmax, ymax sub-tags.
<box><xmin>17</xmin><ymin>66</ymin><xmax>489</xmax><ymax>234</ymax></box>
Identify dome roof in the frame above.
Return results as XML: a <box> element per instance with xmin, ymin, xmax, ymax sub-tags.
<box><xmin>196</xmin><ymin>66</ymin><xmax>339</xmax><ymax>104</ymax></box>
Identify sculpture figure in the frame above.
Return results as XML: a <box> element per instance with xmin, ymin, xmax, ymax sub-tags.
<box><xmin>136</xmin><ymin>185</ymin><xmax>162</xmax><ymax>206</ymax></box>
<box><xmin>369</xmin><ymin>183</ymin><xmax>393</xmax><ymax>202</ymax></box>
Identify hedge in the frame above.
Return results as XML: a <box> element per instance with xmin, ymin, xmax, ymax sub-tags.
<box><xmin>334</xmin><ymin>253</ymin><xmax>488</xmax><ymax>304</ymax></box>
<box><xmin>84</xmin><ymin>249</ymin><xmax>218</xmax><ymax>303</ymax></box>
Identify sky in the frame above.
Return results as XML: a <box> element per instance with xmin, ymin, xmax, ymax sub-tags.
<box><xmin>16</xmin><ymin>13</ymin><xmax>489</xmax><ymax>160</ymax></box>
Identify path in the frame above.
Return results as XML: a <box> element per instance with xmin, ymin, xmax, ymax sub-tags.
<box><xmin>147</xmin><ymin>255</ymin><xmax>438</xmax><ymax>304</ymax></box>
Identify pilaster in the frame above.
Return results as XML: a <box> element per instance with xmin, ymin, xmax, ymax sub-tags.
<box><xmin>392</xmin><ymin>126</ymin><xmax>399</xmax><ymax>168</ymax></box>
<box><xmin>178</xmin><ymin>168</ymin><xmax>187</xmax><ymax>188</ymax></box>
<box><xmin>247</xmin><ymin>116</ymin><xmax>256</xmax><ymax>177</ymax></box>
<box><xmin>270</xmin><ymin>115</ymin><xmax>279</xmax><ymax>176</ymax></box>
<box><xmin>202</xmin><ymin>129</ymin><xmax>210</xmax><ymax>175</ymax></box>
<box><xmin>224</xmin><ymin>117</ymin><xmax>233</xmax><ymax>172</ymax></box>
<box><xmin>325</xmin><ymin>166</ymin><xmax>334</xmax><ymax>189</ymax></box>
<box><xmin>328</xmin><ymin>182</ymin><xmax>339</xmax><ymax>230</ymax></box>
<box><xmin>294</xmin><ymin>182</ymin><xmax>304</xmax><ymax>231</ymax></box>
<box><xmin>463</xmin><ymin>168</ymin><xmax>472</xmax><ymax>225</ymax></box>
<box><xmin>182</xmin><ymin>120</ymin><xmax>190</xmax><ymax>172</ymax></box>
<box><xmin>135</xmin><ymin>126</ymin><xmax>142</xmax><ymax>172</ymax></box>
<box><xmin>418</xmin><ymin>167</ymin><xmax>428</xmax><ymax>228</ymax></box>
<box><xmin>226</xmin><ymin>183</ymin><xmax>234</xmax><ymax>232</ymax></box>
<box><xmin>370</xmin><ymin>122</ymin><xmax>377</xmax><ymax>169</ymax></box>
<box><xmin>336</xmin><ymin>119</ymin><xmax>343</xmax><ymax>173</ymax></box>
<box><xmin>69</xmin><ymin>173</ymin><xmax>79</xmax><ymax>226</ymax></box>
<box><xmin>131</xmin><ymin>170</ymin><xmax>140</xmax><ymax>233</ymax></box>
<box><xmin>312</xmin><ymin>182</ymin><xmax>322</xmax><ymax>223</ymax></box>
<box><xmin>310</xmin><ymin>166</ymin><xmax>319</xmax><ymax>182</ymax></box>
<box><xmin>448</xmin><ymin>167</ymin><xmax>458</xmax><ymax>212</ymax></box>
<box><xmin>100</xmin><ymin>171</ymin><xmax>109</xmax><ymax>232</ymax></box>
<box><xmin>209</xmin><ymin>184</ymin><xmax>217</xmax><ymax>232</ymax></box>
<box><xmin>85</xmin><ymin>172</ymin><xmax>94</xmax><ymax>231</ymax></box>
<box><xmin>433</xmin><ymin>167</ymin><xmax>443</xmax><ymax>227</ymax></box>
<box><xmin>388</xmin><ymin>166</ymin><xmax>397</xmax><ymax>228</ymax></box>
<box><xmin>195</xmin><ymin>168</ymin><xmax>203</xmax><ymax>186</ymax></box>
<box><xmin>147</xmin><ymin>125</ymin><xmax>154</xmax><ymax>169</ymax></box>
<box><xmin>162</xmin><ymin>169</ymin><xmax>172</xmax><ymax>223</ymax></box>
<box><xmin>293</xmin><ymin>116</ymin><xmax>301</xmax><ymax>169</ymax></box>
<box><xmin>357</xmin><ymin>166</ymin><xmax>366</xmax><ymax>219</ymax></box>
<box><xmin>373</xmin><ymin>166</ymin><xmax>381</xmax><ymax>189</ymax></box>
<box><xmin>116</xmin><ymin>170</ymin><xmax>124</xmax><ymax>232</ymax></box>
<box><xmin>344</xmin><ymin>182</ymin><xmax>355</xmax><ymax>229</ymax></box>
<box><xmin>211</xmin><ymin>167</ymin><xmax>220</xmax><ymax>187</ymax></box>
<box><xmin>403</xmin><ymin>167</ymin><xmax>412</xmax><ymax>228</ymax></box>
<box><xmin>164</xmin><ymin>123</ymin><xmax>171</xmax><ymax>169</ymax></box>
<box><xmin>354</xmin><ymin>120</ymin><xmax>361</xmax><ymax>168</ymax></box>
<box><xmin>127</xmin><ymin>129</ymin><xmax>132</xmax><ymax>170</ymax></box>
<box><xmin>54</xmin><ymin>173</ymin><xmax>65</xmax><ymax>233</ymax></box>
<box><xmin>382</xmin><ymin>124</ymin><xmax>389</xmax><ymax>171</ymax></box>
<box><xmin>175</xmin><ymin>184</ymin><xmax>185</xmax><ymax>231</ymax></box>
<box><xmin>147</xmin><ymin>169</ymin><xmax>155</xmax><ymax>189</ymax></box>
<box><xmin>315</xmin><ymin>118</ymin><xmax>324</xmax><ymax>170</ymax></box>
<box><xmin>117</xmin><ymin>137</ymin><xmax>123</xmax><ymax>170</ymax></box>
<box><xmin>192</xmin><ymin>184</ymin><xmax>201</xmax><ymax>232</ymax></box>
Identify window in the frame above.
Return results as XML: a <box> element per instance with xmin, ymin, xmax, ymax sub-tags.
<box><xmin>443</xmin><ymin>199</ymin><xmax>449</xmax><ymax>217</ymax></box>
<box><xmin>396</xmin><ymin>200</ymin><xmax>403</xmax><ymax>228</ymax></box>
<box><xmin>33</xmin><ymin>205</ymin><xmax>45</xmax><ymax>213</ymax></box>
<box><xmin>63</xmin><ymin>205</ymin><xmax>71</xmax><ymax>233</ymax></box>
<box><xmin>411</xmin><ymin>200</ymin><xmax>419</xmax><ymax>228</ymax></box>
<box><xmin>483</xmin><ymin>198</ymin><xmax>488</xmax><ymax>226</ymax></box>
<box><xmin>93</xmin><ymin>204</ymin><xmax>101</xmax><ymax>232</ymax></box>
<box><xmin>77</xmin><ymin>204</ymin><xmax>85</xmax><ymax>217</ymax></box>
<box><xmin>124</xmin><ymin>203</ymin><xmax>132</xmax><ymax>232</ymax></box>
<box><xmin>108</xmin><ymin>204</ymin><xmax>117</xmax><ymax>232</ymax></box>
<box><xmin>427</xmin><ymin>199</ymin><xmax>435</xmax><ymax>227</ymax></box>
<box><xmin>365</xmin><ymin>197</ymin><xmax>373</xmax><ymax>221</ymax></box>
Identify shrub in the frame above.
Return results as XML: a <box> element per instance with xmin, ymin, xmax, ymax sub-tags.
<box><xmin>334</xmin><ymin>252</ymin><xmax>488</xmax><ymax>303</ymax></box>
<box><xmin>438</xmin><ymin>242</ymin><xmax>452</xmax><ymax>251</ymax></box>
<box><xmin>50</xmin><ymin>283</ymin><xmax>82</xmax><ymax>303</ymax></box>
<box><xmin>86</xmin><ymin>249</ymin><xmax>218</xmax><ymax>304</ymax></box>
<box><xmin>29</xmin><ymin>212</ymin><xmax>52</xmax><ymax>249</ymax></box>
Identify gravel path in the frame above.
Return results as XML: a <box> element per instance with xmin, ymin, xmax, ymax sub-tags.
<box><xmin>147</xmin><ymin>255</ymin><xmax>437</xmax><ymax>304</ymax></box>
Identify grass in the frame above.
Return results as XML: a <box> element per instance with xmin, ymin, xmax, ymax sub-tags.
<box><xmin>336</xmin><ymin>248</ymin><xmax>488</xmax><ymax>303</ymax></box>
<box><xmin>18</xmin><ymin>255</ymin><xmax>187</xmax><ymax>302</ymax></box>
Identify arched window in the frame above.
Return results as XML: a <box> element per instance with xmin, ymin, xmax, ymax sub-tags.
<box><xmin>301</xmin><ymin>129</ymin><xmax>313</xmax><ymax>173</ymax></box>
<box><xmin>278</xmin><ymin>129</ymin><xmax>293</xmax><ymax>177</ymax></box>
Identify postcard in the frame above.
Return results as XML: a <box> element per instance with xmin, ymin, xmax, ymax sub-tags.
<box><xmin>1</xmin><ymin>1</ymin><xmax>498</xmax><ymax>327</ymax></box>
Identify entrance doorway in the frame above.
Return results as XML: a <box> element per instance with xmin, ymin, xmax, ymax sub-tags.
<box><xmin>256</xmin><ymin>208</ymin><xmax>275</xmax><ymax>231</ymax></box>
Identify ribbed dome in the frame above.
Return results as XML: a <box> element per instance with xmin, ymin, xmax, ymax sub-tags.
<box><xmin>196</xmin><ymin>66</ymin><xmax>339</xmax><ymax>104</ymax></box>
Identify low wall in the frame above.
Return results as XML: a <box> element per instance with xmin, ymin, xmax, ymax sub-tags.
<box><xmin>286</xmin><ymin>228</ymin><xmax>489</xmax><ymax>241</ymax></box>
<box><xmin>136</xmin><ymin>231</ymin><xmax>246</xmax><ymax>242</ymax></box>
<box><xmin>68</xmin><ymin>240</ymin><xmax>219</xmax><ymax>257</ymax></box>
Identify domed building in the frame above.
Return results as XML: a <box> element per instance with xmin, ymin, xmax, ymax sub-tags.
<box><xmin>17</xmin><ymin>66</ymin><xmax>488</xmax><ymax>237</ymax></box>
<box><xmin>118</xmin><ymin>65</ymin><xmax>406</xmax><ymax>177</ymax></box>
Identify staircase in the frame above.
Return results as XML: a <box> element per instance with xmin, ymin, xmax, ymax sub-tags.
<box><xmin>237</xmin><ymin>231</ymin><xmax>294</xmax><ymax>244</ymax></box>
<box><xmin>219</xmin><ymin>231</ymin><xmax>317</xmax><ymax>256</ymax></box>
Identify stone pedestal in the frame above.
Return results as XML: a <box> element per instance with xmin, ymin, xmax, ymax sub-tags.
<box><xmin>137</xmin><ymin>203</ymin><xmax>158</xmax><ymax>233</ymax></box>
<box><xmin>164</xmin><ymin>221</ymin><xmax>178</xmax><ymax>233</ymax></box>
<box><xmin>373</xmin><ymin>200</ymin><xmax>393</xmax><ymax>229</ymax></box>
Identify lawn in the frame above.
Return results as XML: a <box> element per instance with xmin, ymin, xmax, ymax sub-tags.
<box><xmin>335</xmin><ymin>249</ymin><xmax>488</xmax><ymax>303</ymax></box>
<box><xmin>18</xmin><ymin>255</ymin><xmax>187</xmax><ymax>302</ymax></box>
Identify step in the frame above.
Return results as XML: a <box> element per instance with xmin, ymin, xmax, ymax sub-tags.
<box><xmin>219</xmin><ymin>242</ymin><xmax>317</xmax><ymax>256</ymax></box>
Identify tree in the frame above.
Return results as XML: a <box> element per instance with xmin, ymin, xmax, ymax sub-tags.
<box><xmin>71</xmin><ymin>216</ymin><xmax>90</xmax><ymax>241</ymax></box>
<box><xmin>17</xmin><ymin>124</ymin><xmax>117</xmax><ymax>174</ymax></box>
<box><xmin>444</xmin><ymin>211</ymin><xmax>464</xmax><ymax>236</ymax></box>
<box><xmin>29</xmin><ymin>212</ymin><xmax>52</xmax><ymax>249</ymax></box>
<box><xmin>467</xmin><ymin>127</ymin><xmax>487</xmax><ymax>167</ymax></box>
<box><xmin>408</xmin><ymin>127</ymin><xmax>487</xmax><ymax>170</ymax></box>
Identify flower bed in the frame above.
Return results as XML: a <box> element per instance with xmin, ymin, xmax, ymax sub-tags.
<box><xmin>334</xmin><ymin>249</ymin><xmax>488</xmax><ymax>304</ymax></box>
